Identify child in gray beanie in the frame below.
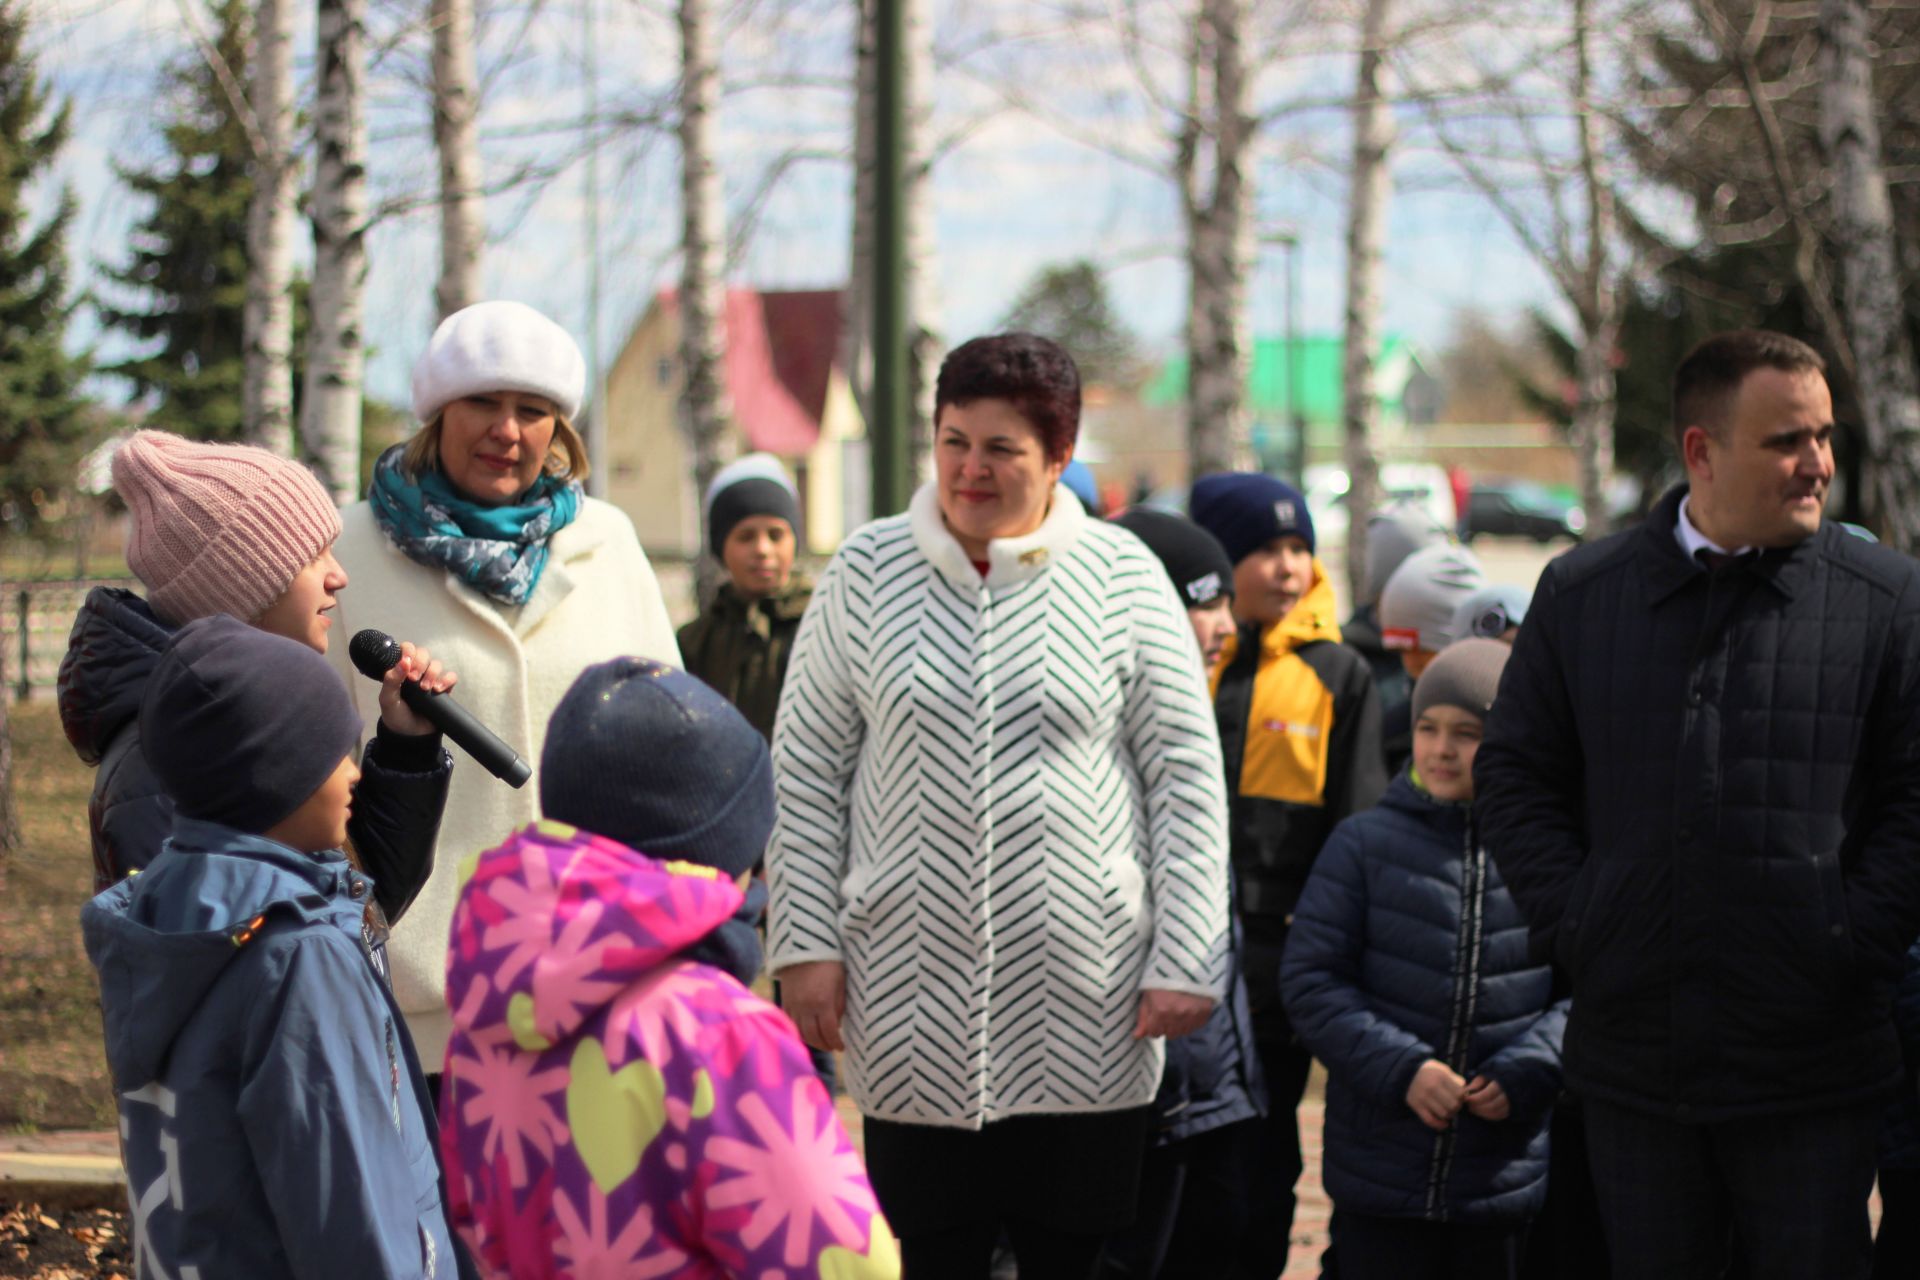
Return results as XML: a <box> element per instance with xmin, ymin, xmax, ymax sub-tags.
<box><xmin>1282</xmin><ymin>633</ymin><xmax>1567</xmax><ymax>1280</ymax></box>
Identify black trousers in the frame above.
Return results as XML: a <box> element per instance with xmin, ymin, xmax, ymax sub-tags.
<box><xmin>1238</xmin><ymin>916</ymin><xmax>1318</xmax><ymax>1280</ymax></box>
<box><xmin>864</xmin><ymin>1109</ymin><xmax>1152</xmax><ymax>1280</ymax></box>
<box><xmin>1334</xmin><ymin>1211</ymin><xmax>1523</xmax><ymax>1280</ymax></box>
<box><xmin>1517</xmin><ymin>1098</ymin><xmax>1609</xmax><ymax>1280</ymax></box>
<box><xmin>1873</xmin><ymin>1167</ymin><xmax>1920</xmax><ymax>1280</ymax></box>
<box><xmin>1584</xmin><ymin>1097</ymin><xmax>1881</xmax><ymax>1280</ymax></box>
<box><xmin>1096</xmin><ymin>1120</ymin><xmax>1259</xmax><ymax>1279</ymax></box>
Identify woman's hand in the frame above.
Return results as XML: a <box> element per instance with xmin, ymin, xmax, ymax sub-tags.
<box><xmin>1406</xmin><ymin>1059</ymin><xmax>1468</xmax><ymax>1130</ymax></box>
<box><xmin>1463</xmin><ymin>1074</ymin><xmax>1510</xmax><ymax>1121</ymax></box>
<box><xmin>377</xmin><ymin>641</ymin><xmax>458</xmax><ymax>737</ymax></box>
<box><xmin>1133</xmin><ymin>989</ymin><xmax>1215</xmax><ymax>1040</ymax></box>
<box><xmin>779</xmin><ymin>960</ymin><xmax>847</xmax><ymax>1052</ymax></box>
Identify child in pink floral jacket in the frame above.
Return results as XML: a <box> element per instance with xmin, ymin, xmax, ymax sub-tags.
<box><xmin>439</xmin><ymin>657</ymin><xmax>897</xmax><ymax>1279</ymax></box>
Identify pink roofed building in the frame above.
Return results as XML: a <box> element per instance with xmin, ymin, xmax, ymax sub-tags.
<box><xmin>601</xmin><ymin>286</ymin><xmax>871</xmax><ymax>558</ymax></box>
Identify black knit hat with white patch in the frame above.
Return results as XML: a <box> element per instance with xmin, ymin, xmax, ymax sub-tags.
<box><xmin>1111</xmin><ymin>508</ymin><xmax>1235</xmax><ymax>608</ymax></box>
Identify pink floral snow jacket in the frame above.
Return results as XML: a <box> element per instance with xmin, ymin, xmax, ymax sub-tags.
<box><xmin>440</xmin><ymin>821</ymin><xmax>898</xmax><ymax>1279</ymax></box>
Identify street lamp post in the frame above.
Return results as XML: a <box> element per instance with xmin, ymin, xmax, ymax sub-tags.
<box><xmin>1263</xmin><ymin>229</ymin><xmax>1301</xmax><ymax>481</ymax></box>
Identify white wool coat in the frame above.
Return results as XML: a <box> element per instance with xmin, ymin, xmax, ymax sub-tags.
<box><xmin>767</xmin><ymin>483</ymin><xmax>1232</xmax><ymax>1130</ymax></box>
<box><xmin>325</xmin><ymin>498</ymin><xmax>681</xmax><ymax>1064</ymax></box>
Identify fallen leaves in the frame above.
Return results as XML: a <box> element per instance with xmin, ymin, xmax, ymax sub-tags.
<box><xmin>0</xmin><ymin>1199</ymin><xmax>129</xmax><ymax>1279</ymax></box>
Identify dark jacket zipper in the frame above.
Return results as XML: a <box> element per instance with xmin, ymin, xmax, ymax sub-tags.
<box><xmin>1426</xmin><ymin>821</ymin><xmax>1487</xmax><ymax>1220</ymax></box>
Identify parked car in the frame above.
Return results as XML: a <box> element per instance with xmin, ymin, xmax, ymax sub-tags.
<box><xmin>1462</xmin><ymin>481</ymin><xmax>1587</xmax><ymax>543</ymax></box>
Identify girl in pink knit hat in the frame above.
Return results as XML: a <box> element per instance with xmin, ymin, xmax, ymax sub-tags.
<box><xmin>58</xmin><ymin>430</ymin><xmax>460</xmax><ymax>922</ymax></box>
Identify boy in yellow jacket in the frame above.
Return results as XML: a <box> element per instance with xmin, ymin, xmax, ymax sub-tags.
<box><xmin>1191</xmin><ymin>472</ymin><xmax>1387</xmax><ymax>1277</ymax></box>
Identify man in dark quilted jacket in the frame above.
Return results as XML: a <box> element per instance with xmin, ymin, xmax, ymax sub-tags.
<box><xmin>1475</xmin><ymin>329</ymin><xmax>1920</xmax><ymax>1280</ymax></box>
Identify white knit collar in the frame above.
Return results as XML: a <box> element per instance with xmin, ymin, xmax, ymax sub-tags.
<box><xmin>909</xmin><ymin>480</ymin><xmax>1087</xmax><ymax>589</ymax></box>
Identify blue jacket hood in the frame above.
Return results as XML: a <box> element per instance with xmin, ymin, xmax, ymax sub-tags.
<box><xmin>81</xmin><ymin>818</ymin><xmax>359</xmax><ymax>1091</ymax></box>
<box><xmin>58</xmin><ymin>587</ymin><xmax>173</xmax><ymax>765</ymax></box>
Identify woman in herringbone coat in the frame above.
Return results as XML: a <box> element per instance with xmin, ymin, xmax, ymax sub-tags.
<box><xmin>766</xmin><ymin>333</ymin><xmax>1232</xmax><ymax>1279</ymax></box>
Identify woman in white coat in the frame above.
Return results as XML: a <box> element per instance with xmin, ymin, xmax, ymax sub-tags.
<box><xmin>325</xmin><ymin>300</ymin><xmax>681</xmax><ymax>1078</ymax></box>
<box><xmin>768</xmin><ymin>333</ymin><xmax>1232</xmax><ymax>1278</ymax></box>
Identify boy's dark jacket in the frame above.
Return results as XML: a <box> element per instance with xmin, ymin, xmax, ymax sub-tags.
<box><xmin>1210</xmin><ymin>567</ymin><xmax>1386</xmax><ymax>925</ymax></box>
<box><xmin>1281</xmin><ymin>773</ymin><xmax>1568</xmax><ymax>1224</ymax></box>
<box><xmin>82</xmin><ymin>818</ymin><xmax>465</xmax><ymax>1279</ymax></box>
<box><xmin>60</xmin><ymin>586</ymin><xmax>449</xmax><ymax>914</ymax></box>
<box><xmin>1475</xmin><ymin>487</ymin><xmax>1920</xmax><ymax>1121</ymax></box>
<box><xmin>674</xmin><ymin>576</ymin><xmax>811</xmax><ymax>740</ymax></box>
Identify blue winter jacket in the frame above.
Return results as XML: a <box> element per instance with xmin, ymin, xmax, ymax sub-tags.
<box><xmin>1152</xmin><ymin>909</ymin><xmax>1268</xmax><ymax>1144</ymax></box>
<box><xmin>81</xmin><ymin>818</ymin><xmax>458</xmax><ymax>1279</ymax></box>
<box><xmin>1281</xmin><ymin>773</ymin><xmax>1569</xmax><ymax>1225</ymax></box>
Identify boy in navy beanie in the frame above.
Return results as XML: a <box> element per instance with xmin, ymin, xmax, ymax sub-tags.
<box><xmin>1189</xmin><ymin>472</ymin><xmax>1387</xmax><ymax>1277</ymax></box>
<box><xmin>81</xmin><ymin>616</ymin><xmax>465</xmax><ymax>1280</ymax></box>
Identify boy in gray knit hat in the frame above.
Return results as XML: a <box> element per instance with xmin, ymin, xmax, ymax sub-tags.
<box><xmin>1282</xmin><ymin>636</ymin><xmax>1567</xmax><ymax>1280</ymax></box>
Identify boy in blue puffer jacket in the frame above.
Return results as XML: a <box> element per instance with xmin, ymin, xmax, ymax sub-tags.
<box><xmin>1282</xmin><ymin>638</ymin><xmax>1568</xmax><ymax>1280</ymax></box>
<box><xmin>82</xmin><ymin>616</ymin><xmax>466</xmax><ymax>1280</ymax></box>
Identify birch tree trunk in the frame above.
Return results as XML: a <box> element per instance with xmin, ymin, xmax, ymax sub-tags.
<box><xmin>1819</xmin><ymin>0</ymin><xmax>1920</xmax><ymax>550</ymax></box>
<box><xmin>244</xmin><ymin>0</ymin><xmax>296</xmax><ymax>456</ymax></box>
<box><xmin>679</xmin><ymin>0</ymin><xmax>733</xmax><ymax>602</ymax></box>
<box><xmin>846</xmin><ymin>0</ymin><xmax>939</xmax><ymax>481</ymax></box>
<box><xmin>304</xmin><ymin>0</ymin><xmax>369</xmax><ymax>502</ymax></box>
<box><xmin>1180</xmin><ymin>0</ymin><xmax>1253</xmax><ymax>480</ymax></box>
<box><xmin>1570</xmin><ymin>0</ymin><xmax>1616</xmax><ymax>540</ymax></box>
<box><xmin>432</xmin><ymin>0</ymin><xmax>484</xmax><ymax>319</ymax></box>
<box><xmin>1341</xmin><ymin>0</ymin><xmax>1393</xmax><ymax>598</ymax></box>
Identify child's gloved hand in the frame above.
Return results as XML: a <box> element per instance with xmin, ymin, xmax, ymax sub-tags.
<box><xmin>1463</xmin><ymin>1074</ymin><xmax>1510</xmax><ymax>1121</ymax></box>
<box><xmin>1406</xmin><ymin>1059</ymin><xmax>1467</xmax><ymax>1130</ymax></box>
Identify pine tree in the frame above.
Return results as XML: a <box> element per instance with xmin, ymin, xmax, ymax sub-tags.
<box><xmin>0</xmin><ymin>0</ymin><xmax>90</xmax><ymax>534</ymax></box>
<box><xmin>96</xmin><ymin>0</ymin><xmax>254</xmax><ymax>442</ymax></box>
<box><xmin>0</xmin><ymin>0</ymin><xmax>89</xmax><ymax>862</ymax></box>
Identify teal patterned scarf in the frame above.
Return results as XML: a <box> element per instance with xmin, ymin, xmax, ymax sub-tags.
<box><xmin>368</xmin><ymin>445</ymin><xmax>582</xmax><ymax>605</ymax></box>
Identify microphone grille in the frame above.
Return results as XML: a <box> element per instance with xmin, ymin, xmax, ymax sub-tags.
<box><xmin>348</xmin><ymin>629</ymin><xmax>402</xmax><ymax>680</ymax></box>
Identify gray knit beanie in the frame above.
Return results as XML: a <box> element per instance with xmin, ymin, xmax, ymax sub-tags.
<box><xmin>539</xmin><ymin>657</ymin><xmax>773</xmax><ymax>877</ymax></box>
<box><xmin>1411</xmin><ymin>638</ymin><xmax>1512</xmax><ymax>724</ymax></box>
<box><xmin>1363</xmin><ymin>501</ymin><xmax>1454</xmax><ymax>605</ymax></box>
<box><xmin>1380</xmin><ymin>543</ymin><xmax>1487</xmax><ymax>653</ymax></box>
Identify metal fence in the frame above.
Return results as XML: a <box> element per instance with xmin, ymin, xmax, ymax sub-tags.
<box><xmin>2</xmin><ymin>554</ymin><xmax>833</xmax><ymax>701</ymax></box>
<box><xmin>2</xmin><ymin>578</ymin><xmax>139</xmax><ymax>701</ymax></box>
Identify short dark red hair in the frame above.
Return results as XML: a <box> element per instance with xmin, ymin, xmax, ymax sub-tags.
<box><xmin>933</xmin><ymin>333</ymin><xmax>1081</xmax><ymax>463</ymax></box>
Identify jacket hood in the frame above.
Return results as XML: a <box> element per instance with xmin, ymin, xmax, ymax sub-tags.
<box><xmin>81</xmin><ymin>818</ymin><xmax>354</xmax><ymax>1089</ymax></box>
<box><xmin>447</xmin><ymin>821</ymin><xmax>746</xmax><ymax>1050</ymax></box>
<box><xmin>1264</xmin><ymin>557</ymin><xmax>1344</xmax><ymax>654</ymax></box>
<box><xmin>58</xmin><ymin>587</ymin><xmax>174</xmax><ymax>765</ymax></box>
<box><xmin>1379</xmin><ymin>768</ymin><xmax>1471</xmax><ymax>833</ymax></box>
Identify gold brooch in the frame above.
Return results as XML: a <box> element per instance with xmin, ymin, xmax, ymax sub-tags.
<box><xmin>1019</xmin><ymin>548</ymin><xmax>1049</xmax><ymax>567</ymax></box>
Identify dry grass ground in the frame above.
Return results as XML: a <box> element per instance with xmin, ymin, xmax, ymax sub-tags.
<box><xmin>0</xmin><ymin>701</ymin><xmax>116</xmax><ymax>1131</ymax></box>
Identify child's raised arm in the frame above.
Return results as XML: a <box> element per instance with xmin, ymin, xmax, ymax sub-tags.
<box><xmin>1280</xmin><ymin>823</ymin><xmax>1439</xmax><ymax>1112</ymax></box>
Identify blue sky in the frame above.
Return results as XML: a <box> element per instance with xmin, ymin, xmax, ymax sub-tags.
<box><xmin>39</xmin><ymin>0</ymin><xmax>1570</xmax><ymax>414</ymax></box>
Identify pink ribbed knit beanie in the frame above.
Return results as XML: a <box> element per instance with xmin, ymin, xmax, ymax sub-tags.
<box><xmin>111</xmin><ymin>431</ymin><xmax>343</xmax><ymax>626</ymax></box>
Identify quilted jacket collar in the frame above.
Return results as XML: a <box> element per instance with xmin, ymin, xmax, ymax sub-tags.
<box><xmin>1638</xmin><ymin>484</ymin><xmax>1818</xmax><ymax>605</ymax></box>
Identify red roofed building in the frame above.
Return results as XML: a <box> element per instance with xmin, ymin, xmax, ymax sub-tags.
<box><xmin>602</xmin><ymin>286</ymin><xmax>869</xmax><ymax>557</ymax></box>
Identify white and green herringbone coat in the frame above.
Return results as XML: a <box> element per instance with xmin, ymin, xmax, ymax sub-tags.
<box><xmin>767</xmin><ymin>482</ymin><xmax>1232</xmax><ymax>1130</ymax></box>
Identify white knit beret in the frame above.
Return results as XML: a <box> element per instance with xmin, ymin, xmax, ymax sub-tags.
<box><xmin>410</xmin><ymin>300</ymin><xmax>586</xmax><ymax>424</ymax></box>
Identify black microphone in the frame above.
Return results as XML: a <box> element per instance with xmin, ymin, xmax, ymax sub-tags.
<box><xmin>348</xmin><ymin>629</ymin><xmax>532</xmax><ymax>788</ymax></box>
